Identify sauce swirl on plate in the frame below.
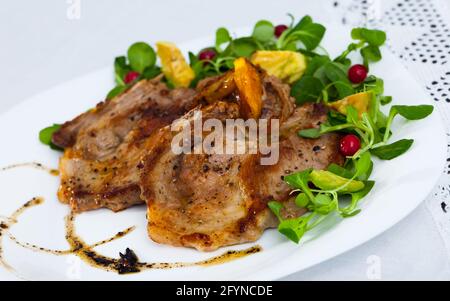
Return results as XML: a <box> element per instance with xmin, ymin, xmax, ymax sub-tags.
<box><xmin>0</xmin><ymin>162</ymin><xmax>262</xmax><ymax>276</ymax></box>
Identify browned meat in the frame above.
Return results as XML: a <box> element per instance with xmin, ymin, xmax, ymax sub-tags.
<box><xmin>251</xmin><ymin>104</ymin><xmax>344</xmax><ymax>205</ymax></box>
<box><xmin>53</xmin><ymin>78</ymin><xmax>197</xmax><ymax>159</ymax></box>
<box><xmin>54</xmin><ymin>61</ymin><xmax>343</xmax><ymax>251</ymax></box>
<box><xmin>55</xmin><ymin>78</ymin><xmax>198</xmax><ymax>212</ymax></box>
<box><xmin>139</xmin><ymin>79</ymin><xmax>344</xmax><ymax>251</ymax></box>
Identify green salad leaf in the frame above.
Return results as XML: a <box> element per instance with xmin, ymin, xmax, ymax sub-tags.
<box><xmin>290</xmin><ymin>76</ymin><xmax>324</xmax><ymax>104</ymax></box>
<box><xmin>268</xmin><ymin>162</ymin><xmax>375</xmax><ymax>243</ymax></box>
<box><xmin>127</xmin><ymin>42</ymin><xmax>156</xmax><ymax>73</ymax></box>
<box><xmin>380</xmin><ymin>95</ymin><xmax>392</xmax><ymax>105</ymax></box>
<box><xmin>335</xmin><ymin>27</ymin><xmax>386</xmax><ymax>66</ymax></box>
<box><xmin>106</xmin><ymin>85</ymin><xmax>128</xmax><ymax>100</ymax></box>
<box><xmin>392</xmin><ymin>105</ymin><xmax>434</xmax><ymax>120</ymax></box>
<box><xmin>39</xmin><ymin>124</ymin><xmax>63</xmax><ymax>151</ymax></box>
<box><xmin>351</xmin><ymin>28</ymin><xmax>386</xmax><ymax>47</ymax></box>
<box><xmin>114</xmin><ymin>56</ymin><xmax>131</xmax><ymax>86</ymax></box>
<box><xmin>215</xmin><ymin>27</ymin><xmax>232</xmax><ymax>52</ymax></box>
<box><xmin>340</xmin><ymin>180</ymin><xmax>375</xmax><ymax>217</ymax></box>
<box><xmin>252</xmin><ymin>20</ymin><xmax>274</xmax><ymax>43</ymax></box>
<box><xmin>371</xmin><ymin>139</ymin><xmax>414</xmax><ymax>160</ymax></box>
<box><xmin>277</xmin><ymin>16</ymin><xmax>326</xmax><ymax>51</ymax></box>
<box><xmin>361</xmin><ymin>45</ymin><xmax>382</xmax><ymax>62</ymax></box>
<box><xmin>327</xmin><ymin>163</ymin><xmax>354</xmax><ymax>179</ymax></box>
<box><xmin>277</xmin><ymin>217</ymin><xmax>310</xmax><ymax>243</ymax></box>
<box><xmin>229</xmin><ymin>37</ymin><xmax>258</xmax><ymax>57</ymax></box>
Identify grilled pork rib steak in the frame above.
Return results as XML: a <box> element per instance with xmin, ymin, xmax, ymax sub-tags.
<box><xmin>140</xmin><ymin>102</ymin><xmax>343</xmax><ymax>251</ymax></box>
<box><xmin>53</xmin><ymin>69</ymin><xmax>343</xmax><ymax>251</ymax></box>
<box><xmin>139</xmin><ymin>75</ymin><xmax>344</xmax><ymax>251</ymax></box>
<box><xmin>54</xmin><ymin>78</ymin><xmax>197</xmax><ymax>212</ymax></box>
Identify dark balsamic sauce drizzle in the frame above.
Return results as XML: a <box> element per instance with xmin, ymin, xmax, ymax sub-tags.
<box><xmin>7</xmin><ymin>222</ymin><xmax>135</xmax><ymax>255</ymax></box>
<box><xmin>0</xmin><ymin>162</ymin><xmax>59</xmax><ymax>176</ymax></box>
<box><xmin>63</xmin><ymin>211</ymin><xmax>261</xmax><ymax>274</ymax></box>
<box><xmin>0</xmin><ymin>197</ymin><xmax>44</xmax><ymax>272</ymax></box>
<box><xmin>0</xmin><ymin>162</ymin><xmax>262</xmax><ymax>275</ymax></box>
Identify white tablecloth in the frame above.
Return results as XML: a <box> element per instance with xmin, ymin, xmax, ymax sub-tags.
<box><xmin>0</xmin><ymin>0</ymin><xmax>449</xmax><ymax>280</ymax></box>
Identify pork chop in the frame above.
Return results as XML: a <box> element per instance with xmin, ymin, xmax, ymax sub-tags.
<box><xmin>54</xmin><ymin>78</ymin><xmax>197</xmax><ymax>212</ymax></box>
<box><xmin>139</xmin><ymin>76</ymin><xmax>344</xmax><ymax>251</ymax></box>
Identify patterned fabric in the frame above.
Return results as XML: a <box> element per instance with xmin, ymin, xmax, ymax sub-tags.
<box><xmin>331</xmin><ymin>0</ymin><xmax>450</xmax><ymax>253</ymax></box>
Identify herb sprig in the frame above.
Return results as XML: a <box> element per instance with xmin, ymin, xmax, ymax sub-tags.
<box><xmin>38</xmin><ymin>124</ymin><xmax>62</xmax><ymax>150</ymax></box>
<box><xmin>271</xmin><ymin>102</ymin><xmax>432</xmax><ymax>244</ymax></box>
<box><xmin>335</xmin><ymin>28</ymin><xmax>386</xmax><ymax>66</ymax></box>
<box><xmin>269</xmin><ymin>153</ymin><xmax>374</xmax><ymax>243</ymax></box>
<box><xmin>107</xmin><ymin>42</ymin><xmax>161</xmax><ymax>99</ymax></box>
<box><xmin>270</xmin><ymin>101</ymin><xmax>432</xmax><ymax>244</ymax></box>
<box><xmin>267</xmin><ymin>19</ymin><xmax>433</xmax><ymax>244</ymax></box>
<box><xmin>289</xmin><ymin>27</ymin><xmax>388</xmax><ymax>107</ymax></box>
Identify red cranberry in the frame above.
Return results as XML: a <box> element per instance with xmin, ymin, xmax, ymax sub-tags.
<box><xmin>274</xmin><ymin>24</ymin><xmax>288</xmax><ymax>38</ymax></box>
<box><xmin>124</xmin><ymin>71</ymin><xmax>140</xmax><ymax>84</ymax></box>
<box><xmin>348</xmin><ymin>64</ymin><xmax>368</xmax><ymax>84</ymax></box>
<box><xmin>339</xmin><ymin>134</ymin><xmax>361</xmax><ymax>156</ymax></box>
<box><xmin>198</xmin><ymin>49</ymin><xmax>216</xmax><ymax>61</ymax></box>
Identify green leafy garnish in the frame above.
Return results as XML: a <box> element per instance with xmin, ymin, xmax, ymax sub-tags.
<box><xmin>290</xmin><ymin>26</ymin><xmax>388</xmax><ymax>105</ymax></box>
<box><xmin>114</xmin><ymin>56</ymin><xmax>131</xmax><ymax>86</ymax></box>
<box><xmin>127</xmin><ymin>42</ymin><xmax>156</xmax><ymax>73</ymax></box>
<box><xmin>371</xmin><ymin>139</ymin><xmax>414</xmax><ymax>160</ymax></box>
<box><xmin>215</xmin><ymin>28</ymin><xmax>232</xmax><ymax>53</ymax></box>
<box><xmin>39</xmin><ymin>124</ymin><xmax>62</xmax><ymax>150</ymax></box>
<box><xmin>290</xmin><ymin>76</ymin><xmax>324</xmax><ymax>105</ymax></box>
<box><xmin>335</xmin><ymin>27</ymin><xmax>386</xmax><ymax>65</ymax></box>
<box><xmin>361</xmin><ymin>45</ymin><xmax>382</xmax><ymax>63</ymax></box>
<box><xmin>380</xmin><ymin>95</ymin><xmax>392</xmax><ymax>105</ymax></box>
<box><xmin>321</xmin><ymin>61</ymin><xmax>354</xmax><ymax>99</ymax></box>
<box><xmin>229</xmin><ymin>37</ymin><xmax>259</xmax><ymax>57</ymax></box>
<box><xmin>106</xmin><ymin>85</ymin><xmax>128</xmax><ymax>100</ymax></box>
<box><xmin>392</xmin><ymin>105</ymin><xmax>434</xmax><ymax>120</ymax></box>
<box><xmin>277</xmin><ymin>16</ymin><xmax>326</xmax><ymax>51</ymax></box>
<box><xmin>252</xmin><ymin>20</ymin><xmax>275</xmax><ymax>43</ymax></box>
<box><xmin>190</xmin><ymin>15</ymin><xmax>328</xmax><ymax>85</ymax></box>
<box><xmin>107</xmin><ymin>42</ymin><xmax>161</xmax><ymax>100</ymax></box>
<box><xmin>351</xmin><ymin>28</ymin><xmax>386</xmax><ymax>46</ymax></box>
<box><xmin>327</xmin><ymin>163</ymin><xmax>354</xmax><ymax>179</ymax></box>
<box><xmin>299</xmin><ymin>102</ymin><xmax>432</xmax><ymax>163</ymax></box>
<box><xmin>284</xmin><ymin>168</ymin><xmax>314</xmax><ymax>200</ymax></box>
<box><xmin>341</xmin><ymin>181</ymin><xmax>375</xmax><ymax>217</ymax></box>
<box><xmin>295</xmin><ymin>193</ymin><xmax>310</xmax><ymax>207</ymax></box>
<box><xmin>269</xmin><ymin>161</ymin><xmax>375</xmax><ymax>243</ymax></box>
<box><xmin>283</xmin><ymin>79</ymin><xmax>432</xmax><ymax>244</ymax></box>
<box><xmin>378</xmin><ymin>104</ymin><xmax>433</xmax><ymax>144</ymax></box>
<box><xmin>268</xmin><ymin>200</ymin><xmax>319</xmax><ymax>243</ymax></box>
<box><xmin>277</xmin><ymin>216</ymin><xmax>310</xmax><ymax>243</ymax></box>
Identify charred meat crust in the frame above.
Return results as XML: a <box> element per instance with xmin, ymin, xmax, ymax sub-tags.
<box><xmin>54</xmin><ymin>69</ymin><xmax>344</xmax><ymax>251</ymax></box>
<box><xmin>139</xmin><ymin>102</ymin><xmax>343</xmax><ymax>251</ymax></box>
<box><xmin>56</xmin><ymin>78</ymin><xmax>198</xmax><ymax>212</ymax></box>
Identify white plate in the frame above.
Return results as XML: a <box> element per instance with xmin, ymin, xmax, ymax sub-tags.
<box><xmin>0</xmin><ymin>25</ymin><xmax>446</xmax><ymax>281</ymax></box>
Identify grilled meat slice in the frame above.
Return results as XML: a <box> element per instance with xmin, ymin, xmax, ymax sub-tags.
<box><xmin>140</xmin><ymin>102</ymin><xmax>343</xmax><ymax>251</ymax></box>
<box><xmin>55</xmin><ymin>79</ymin><xmax>197</xmax><ymax>212</ymax></box>
<box><xmin>53</xmin><ymin>78</ymin><xmax>197</xmax><ymax>159</ymax></box>
<box><xmin>253</xmin><ymin>103</ymin><xmax>344</xmax><ymax>204</ymax></box>
<box><xmin>140</xmin><ymin>101</ymin><xmax>250</xmax><ymax>250</ymax></box>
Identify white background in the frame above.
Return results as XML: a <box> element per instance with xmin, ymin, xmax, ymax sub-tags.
<box><xmin>0</xmin><ymin>0</ymin><xmax>449</xmax><ymax>280</ymax></box>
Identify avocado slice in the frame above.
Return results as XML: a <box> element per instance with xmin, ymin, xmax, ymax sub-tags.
<box><xmin>310</xmin><ymin>170</ymin><xmax>365</xmax><ymax>193</ymax></box>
